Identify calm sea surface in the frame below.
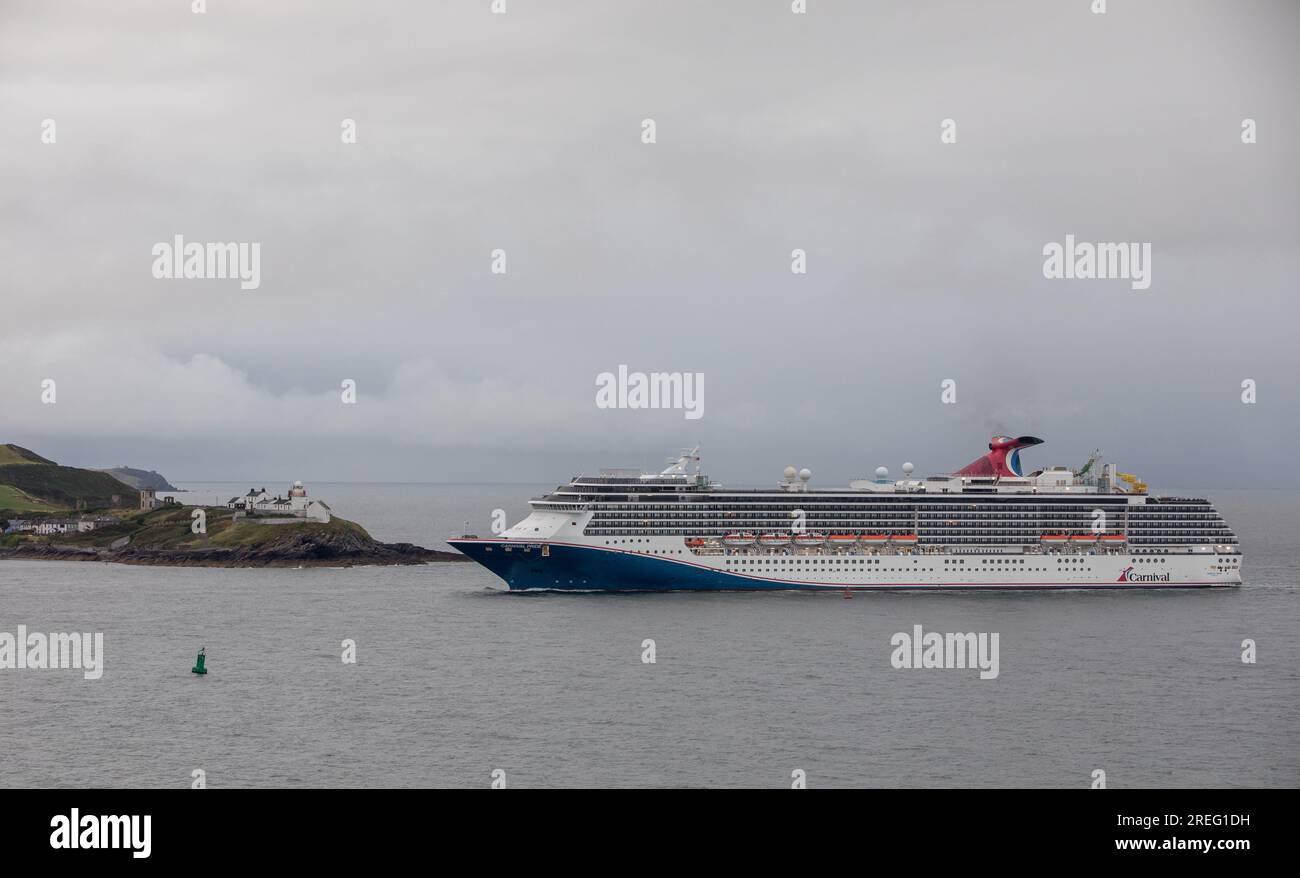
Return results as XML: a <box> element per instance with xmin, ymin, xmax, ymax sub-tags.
<box><xmin>1</xmin><ymin>484</ymin><xmax>1296</xmax><ymax>788</ymax></box>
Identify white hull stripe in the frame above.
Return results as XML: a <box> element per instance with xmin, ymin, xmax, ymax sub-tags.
<box><xmin>449</xmin><ymin>538</ymin><xmax>1235</xmax><ymax>588</ymax></box>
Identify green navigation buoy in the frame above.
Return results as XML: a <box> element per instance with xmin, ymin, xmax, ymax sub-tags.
<box><xmin>191</xmin><ymin>646</ymin><xmax>207</xmax><ymax>675</ymax></box>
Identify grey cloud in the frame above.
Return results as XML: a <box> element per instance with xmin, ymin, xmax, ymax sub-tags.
<box><xmin>1</xmin><ymin>1</ymin><xmax>1296</xmax><ymax>487</ymax></box>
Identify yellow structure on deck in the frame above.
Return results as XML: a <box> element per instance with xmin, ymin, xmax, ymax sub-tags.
<box><xmin>1117</xmin><ymin>472</ymin><xmax>1147</xmax><ymax>493</ymax></box>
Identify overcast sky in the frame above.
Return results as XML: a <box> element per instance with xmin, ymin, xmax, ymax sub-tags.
<box><xmin>1</xmin><ymin>0</ymin><xmax>1296</xmax><ymax>488</ymax></box>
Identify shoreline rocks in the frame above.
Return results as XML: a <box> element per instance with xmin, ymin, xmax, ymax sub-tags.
<box><xmin>0</xmin><ymin>534</ymin><xmax>469</xmax><ymax>568</ymax></box>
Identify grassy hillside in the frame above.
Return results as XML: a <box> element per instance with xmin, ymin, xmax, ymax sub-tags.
<box><xmin>0</xmin><ymin>444</ymin><xmax>137</xmax><ymax>511</ymax></box>
<box><xmin>0</xmin><ymin>444</ymin><xmax>57</xmax><ymax>466</ymax></box>
<box><xmin>40</xmin><ymin>505</ymin><xmax>373</xmax><ymax>550</ymax></box>
<box><xmin>0</xmin><ymin>502</ymin><xmax>460</xmax><ymax>566</ymax></box>
<box><xmin>0</xmin><ymin>443</ymin><xmax>459</xmax><ymax>567</ymax></box>
<box><xmin>98</xmin><ymin>466</ymin><xmax>178</xmax><ymax>492</ymax></box>
<box><xmin>0</xmin><ymin>484</ymin><xmax>62</xmax><ymax>512</ymax></box>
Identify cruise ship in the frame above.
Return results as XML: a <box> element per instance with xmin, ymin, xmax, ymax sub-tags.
<box><xmin>448</xmin><ymin>437</ymin><xmax>1243</xmax><ymax>591</ymax></box>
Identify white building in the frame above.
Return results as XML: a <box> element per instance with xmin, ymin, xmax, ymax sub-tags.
<box><xmin>227</xmin><ymin>487</ymin><xmax>271</xmax><ymax>512</ymax></box>
<box><xmin>226</xmin><ymin>482</ymin><xmax>331</xmax><ymax>523</ymax></box>
<box><xmin>302</xmin><ymin>500</ymin><xmax>331</xmax><ymax>523</ymax></box>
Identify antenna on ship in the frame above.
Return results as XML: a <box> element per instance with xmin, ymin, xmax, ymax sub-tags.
<box><xmin>661</xmin><ymin>446</ymin><xmax>701</xmax><ymax>477</ymax></box>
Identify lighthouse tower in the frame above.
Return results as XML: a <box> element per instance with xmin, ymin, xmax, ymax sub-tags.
<box><xmin>289</xmin><ymin>480</ymin><xmax>308</xmax><ymax>512</ymax></box>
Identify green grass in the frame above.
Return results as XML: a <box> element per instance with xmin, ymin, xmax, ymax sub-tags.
<box><xmin>0</xmin><ymin>484</ymin><xmax>64</xmax><ymax>513</ymax></box>
<box><xmin>0</xmin><ymin>461</ymin><xmax>137</xmax><ymax>509</ymax></box>
<box><xmin>0</xmin><ymin>444</ymin><xmax>56</xmax><ymax>466</ymax></box>
<box><xmin>42</xmin><ymin>507</ymin><xmax>373</xmax><ymax>551</ymax></box>
<box><xmin>209</xmin><ymin>516</ymin><xmax>369</xmax><ymax>548</ymax></box>
<box><xmin>1</xmin><ymin>442</ymin><xmax>141</xmax><ymax>510</ymax></box>
<box><xmin>51</xmin><ymin>520</ymin><xmax>137</xmax><ymax>546</ymax></box>
<box><xmin>94</xmin><ymin>506</ymin><xmax>216</xmax><ymax>549</ymax></box>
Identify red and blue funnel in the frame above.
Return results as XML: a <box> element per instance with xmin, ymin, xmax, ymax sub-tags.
<box><xmin>954</xmin><ymin>436</ymin><xmax>1044</xmax><ymax>478</ymax></box>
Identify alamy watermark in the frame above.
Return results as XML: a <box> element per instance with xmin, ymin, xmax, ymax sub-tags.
<box><xmin>0</xmin><ymin>626</ymin><xmax>103</xmax><ymax>679</ymax></box>
<box><xmin>595</xmin><ymin>366</ymin><xmax>704</xmax><ymax>420</ymax></box>
<box><xmin>890</xmin><ymin>625</ymin><xmax>999</xmax><ymax>680</ymax></box>
<box><xmin>50</xmin><ymin>809</ymin><xmax>150</xmax><ymax>858</ymax></box>
<box><xmin>1042</xmin><ymin>235</ymin><xmax>1151</xmax><ymax>290</ymax></box>
<box><xmin>151</xmin><ymin>235</ymin><xmax>261</xmax><ymax>290</ymax></box>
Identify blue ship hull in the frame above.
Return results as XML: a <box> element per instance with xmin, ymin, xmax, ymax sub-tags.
<box><xmin>448</xmin><ymin>539</ymin><xmax>810</xmax><ymax>591</ymax></box>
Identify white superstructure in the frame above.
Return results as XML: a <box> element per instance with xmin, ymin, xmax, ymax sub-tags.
<box><xmin>451</xmin><ymin>439</ymin><xmax>1243</xmax><ymax>591</ymax></box>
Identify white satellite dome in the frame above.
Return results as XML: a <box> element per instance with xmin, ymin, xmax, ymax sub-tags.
<box><xmin>783</xmin><ymin>465</ymin><xmax>797</xmax><ymax>480</ymax></box>
<box><xmin>798</xmin><ymin>468</ymin><xmax>812</xmax><ymax>482</ymax></box>
<box><xmin>902</xmin><ymin>462</ymin><xmax>915</xmax><ymax>475</ymax></box>
<box><xmin>875</xmin><ymin>466</ymin><xmax>889</xmax><ymax>479</ymax></box>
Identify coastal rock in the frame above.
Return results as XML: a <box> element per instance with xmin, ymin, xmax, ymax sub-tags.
<box><xmin>0</xmin><ymin>530</ymin><xmax>467</xmax><ymax>568</ymax></box>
